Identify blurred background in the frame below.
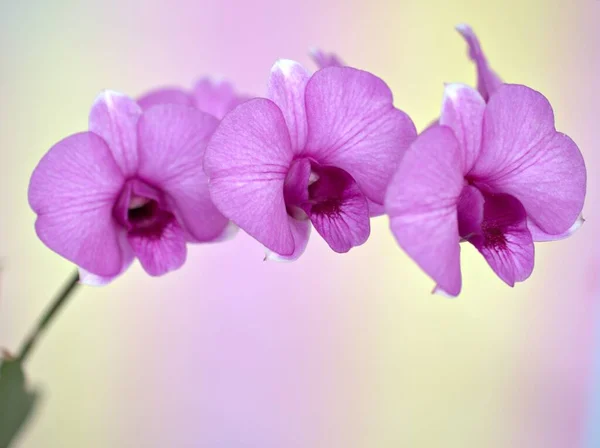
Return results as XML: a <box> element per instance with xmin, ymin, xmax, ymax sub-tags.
<box><xmin>0</xmin><ymin>0</ymin><xmax>598</xmax><ymax>446</ymax></box>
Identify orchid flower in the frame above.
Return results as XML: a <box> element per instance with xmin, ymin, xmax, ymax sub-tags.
<box><xmin>204</xmin><ymin>60</ymin><xmax>416</xmax><ymax>260</ymax></box>
<box><xmin>457</xmin><ymin>24</ymin><xmax>585</xmax><ymax>239</ymax></box>
<box><xmin>385</xmin><ymin>83</ymin><xmax>586</xmax><ymax>296</ymax></box>
<box><xmin>29</xmin><ymin>91</ymin><xmax>229</xmax><ymax>284</ymax></box>
<box><xmin>137</xmin><ymin>78</ymin><xmax>249</xmax><ymax>119</ymax></box>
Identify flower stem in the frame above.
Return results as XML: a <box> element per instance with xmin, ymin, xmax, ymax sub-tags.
<box><xmin>16</xmin><ymin>270</ymin><xmax>80</xmax><ymax>364</ymax></box>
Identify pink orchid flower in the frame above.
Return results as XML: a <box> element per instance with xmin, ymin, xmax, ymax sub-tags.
<box><xmin>29</xmin><ymin>91</ymin><xmax>229</xmax><ymax>284</ymax></box>
<box><xmin>137</xmin><ymin>78</ymin><xmax>249</xmax><ymax>119</ymax></box>
<box><xmin>385</xmin><ymin>83</ymin><xmax>586</xmax><ymax>296</ymax></box>
<box><xmin>457</xmin><ymin>24</ymin><xmax>585</xmax><ymax>239</ymax></box>
<box><xmin>204</xmin><ymin>60</ymin><xmax>416</xmax><ymax>260</ymax></box>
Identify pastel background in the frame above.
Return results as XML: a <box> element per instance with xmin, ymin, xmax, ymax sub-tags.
<box><xmin>0</xmin><ymin>0</ymin><xmax>598</xmax><ymax>447</ymax></box>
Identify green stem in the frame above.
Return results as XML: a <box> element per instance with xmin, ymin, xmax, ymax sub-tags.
<box><xmin>17</xmin><ymin>271</ymin><xmax>80</xmax><ymax>364</ymax></box>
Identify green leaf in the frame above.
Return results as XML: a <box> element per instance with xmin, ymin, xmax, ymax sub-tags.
<box><xmin>0</xmin><ymin>356</ymin><xmax>40</xmax><ymax>448</ymax></box>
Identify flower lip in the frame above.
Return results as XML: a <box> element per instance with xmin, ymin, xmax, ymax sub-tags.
<box><xmin>284</xmin><ymin>157</ymin><xmax>358</xmax><ymax>220</ymax></box>
<box><xmin>282</xmin><ymin>157</ymin><xmax>370</xmax><ymax>253</ymax></box>
<box><xmin>306</xmin><ymin>163</ymin><xmax>351</xmax><ymax>216</ymax></box>
<box><xmin>481</xmin><ymin>221</ymin><xmax>507</xmax><ymax>249</ymax></box>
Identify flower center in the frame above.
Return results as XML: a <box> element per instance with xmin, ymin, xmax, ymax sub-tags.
<box><xmin>126</xmin><ymin>196</ymin><xmax>174</xmax><ymax>239</ymax></box>
<box><xmin>283</xmin><ymin>158</ymin><xmax>356</xmax><ymax>220</ymax></box>
<box><xmin>481</xmin><ymin>221</ymin><xmax>508</xmax><ymax>249</ymax></box>
<box><xmin>127</xmin><ymin>197</ymin><xmax>159</xmax><ymax>228</ymax></box>
<box><xmin>114</xmin><ymin>179</ymin><xmax>175</xmax><ymax>239</ymax></box>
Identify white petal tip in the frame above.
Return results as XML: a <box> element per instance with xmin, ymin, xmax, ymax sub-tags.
<box><xmin>263</xmin><ymin>249</ymin><xmax>295</xmax><ymax>263</ymax></box>
<box><xmin>93</xmin><ymin>89</ymin><xmax>125</xmax><ymax>103</ymax></box>
<box><xmin>455</xmin><ymin>23</ymin><xmax>472</xmax><ymax>35</ymax></box>
<box><xmin>532</xmin><ymin>214</ymin><xmax>586</xmax><ymax>242</ymax></box>
<box><xmin>272</xmin><ymin>59</ymin><xmax>304</xmax><ymax>77</ymax></box>
<box><xmin>432</xmin><ymin>286</ymin><xmax>458</xmax><ymax>298</ymax></box>
<box><xmin>443</xmin><ymin>82</ymin><xmax>473</xmax><ymax>100</ymax></box>
<box><xmin>78</xmin><ymin>268</ymin><xmax>112</xmax><ymax>287</ymax></box>
<box><xmin>569</xmin><ymin>215</ymin><xmax>585</xmax><ymax>235</ymax></box>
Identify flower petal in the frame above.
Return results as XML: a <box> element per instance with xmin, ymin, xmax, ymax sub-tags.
<box><xmin>385</xmin><ymin>126</ymin><xmax>464</xmax><ymax>296</ymax></box>
<box><xmin>204</xmin><ymin>99</ymin><xmax>295</xmax><ymax>255</ymax></box>
<box><xmin>309</xmin><ymin>48</ymin><xmax>345</xmax><ymax>69</ymax></box>
<box><xmin>472</xmin><ymin>84</ymin><xmax>587</xmax><ymax>235</ymax></box>
<box><xmin>128</xmin><ymin>218</ymin><xmax>187</xmax><ymax>276</ymax></box>
<box><xmin>137</xmin><ymin>87</ymin><xmax>193</xmax><ymax>111</ymax></box>
<box><xmin>304</xmin><ymin>66</ymin><xmax>417</xmax><ymax>204</ymax></box>
<box><xmin>469</xmin><ymin>193</ymin><xmax>534</xmax><ymax>286</ymax></box>
<box><xmin>136</xmin><ymin>104</ymin><xmax>229</xmax><ymax>242</ymax></box>
<box><xmin>305</xmin><ymin>165</ymin><xmax>370</xmax><ymax>253</ymax></box>
<box><xmin>192</xmin><ymin>78</ymin><xmax>248</xmax><ymax>119</ymax></box>
<box><xmin>78</xmin><ymin>231</ymin><xmax>135</xmax><ymax>285</ymax></box>
<box><xmin>89</xmin><ymin>90</ymin><xmax>142</xmax><ymax>177</ymax></box>
<box><xmin>367</xmin><ymin>200</ymin><xmax>386</xmax><ymax>217</ymax></box>
<box><xmin>283</xmin><ymin>157</ymin><xmax>311</xmax><ymax>206</ymax></box>
<box><xmin>268</xmin><ymin>60</ymin><xmax>310</xmax><ymax>152</ymax></box>
<box><xmin>456</xmin><ymin>24</ymin><xmax>503</xmax><ymax>101</ymax></box>
<box><xmin>457</xmin><ymin>185</ymin><xmax>484</xmax><ymax>239</ymax></box>
<box><xmin>265</xmin><ymin>217</ymin><xmax>311</xmax><ymax>262</ymax></box>
<box><xmin>527</xmin><ymin>214</ymin><xmax>585</xmax><ymax>242</ymax></box>
<box><xmin>28</xmin><ymin>132</ymin><xmax>125</xmax><ymax>276</ymax></box>
<box><xmin>432</xmin><ymin>286</ymin><xmax>458</xmax><ymax>298</ymax></box>
<box><xmin>440</xmin><ymin>83</ymin><xmax>485</xmax><ymax>173</ymax></box>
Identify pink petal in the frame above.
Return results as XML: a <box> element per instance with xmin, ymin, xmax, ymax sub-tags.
<box><xmin>128</xmin><ymin>218</ymin><xmax>187</xmax><ymax>276</ymax></box>
<box><xmin>367</xmin><ymin>200</ymin><xmax>386</xmax><ymax>217</ymax></box>
<box><xmin>440</xmin><ymin>84</ymin><xmax>485</xmax><ymax>173</ymax></box>
<box><xmin>472</xmin><ymin>84</ymin><xmax>587</xmax><ymax>235</ymax></box>
<box><xmin>385</xmin><ymin>126</ymin><xmax>464</xmax><ymax>296</ymax></box>
<box><xmin>265</xmin><ymin>217</ymin><xmax>311</xmax><ymax>262</ymax></box>
<box><xmin>527</xmin><ymin>215</ymin><xmax>585</xmax><ymax>242</ymax></box>
<box><xmin>28</xmin><ymin>132</ymin><xmax>125</xmax><ymax>276</ymax></box>
<box><xmin>456</xmin><ymin>24</ymin><xmax>503</xmax><ymax>101</ymax></box>
<box><xmin>136</xmin><ymin>104</ymin><xmax>229</xmax><ymax>242</ymax></box>
<box><xmin>309</xmin><ymin>48</ymin><xmax>345</xmax><ymax>69</ymax></box>
<box><xmin>268</xmin><ymin>60</ymin><xmax>310</xmax><ymax>152</ymax></box>
<box><xmin>79</xmin><ymin>231</ymin><xmax>135</xmax><ymax>285</ymax></box>
<box><xmin>469</xmin><ymin>193</ymin><xmax>534</xmax><ymax>286</ymax></box>
<box><xmin>283</xmin><ymin>157</ymin><xmax>311</xmax><ymax>206</ymax></box>
<box><xmin>89</xmin><ymin>90</ymin><xmax>142</xmax><ymax>177</ymax></box>
<box><xmin>304</xmin><ymin>66</ymin><xmax>417</xmax><ymax>204</ymax></box>
<box><xmin>457</xmin><ymin>185</ymin><xmax>484</xmax><ymax>239</ymax></box>
<box><xmin>305</xmin><ymin>165</ymin><xmax>370</xmax><ymax>253</ymax></box>
<box><xmin>192</xmin><ymin>78</ymin><xmax>247</xmax><ymax>119</ymax></box>
<box><xmin>137</xmin><ymin>87</ymin><xmax>193</xmax><ymax>111</ymax></box>
<box><xmin>204</xmin><ymin>99</ymin><xmax>296</xmax><ymax>256</ymax></box>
